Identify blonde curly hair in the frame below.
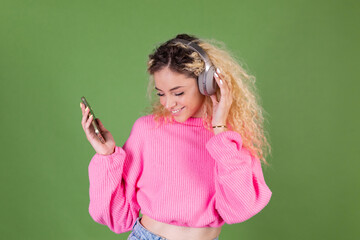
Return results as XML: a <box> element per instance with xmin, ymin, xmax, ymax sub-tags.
<box><xmin>142</xmin><ymin>34</ymin><xmax>271</xmax><ymax>165</ymax></box>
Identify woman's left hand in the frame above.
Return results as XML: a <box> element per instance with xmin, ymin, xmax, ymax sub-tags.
<box><xmin>210</xmin><ymin>68</ymin><xmax>233</xmax><ymax>126</ymax></box>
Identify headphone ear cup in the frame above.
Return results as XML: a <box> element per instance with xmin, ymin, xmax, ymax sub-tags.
<box><xmin>197</xmin><ymin>71</ymin><xmax>207</xmax><ymax>95</ymax></box>
<box><xmin>204</xmin><ymin>66</ymin><xmax>217</xmax><ymax>96</ymax></box>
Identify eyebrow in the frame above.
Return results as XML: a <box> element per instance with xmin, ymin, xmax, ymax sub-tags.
<box><xmin>154</xmin><ymin>86</ymin><xmax>185</xmax><ymax>91</ymax></box>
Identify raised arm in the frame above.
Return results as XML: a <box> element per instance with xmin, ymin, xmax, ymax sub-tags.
<box><xmin>88</xmin><ymin>118</ymin><xmax>144</xmax><ymax>233</ymax></box>
<box><xmin>206</xmin><ymin>131</ymin><xmax>272</xmax><ymax>223</ymax></box>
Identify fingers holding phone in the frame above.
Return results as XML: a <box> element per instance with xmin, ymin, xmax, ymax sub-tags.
<box><xmin>80</xmin><ymin>97</ymin><xmax>115</xmax><ymax>155</ymax></box>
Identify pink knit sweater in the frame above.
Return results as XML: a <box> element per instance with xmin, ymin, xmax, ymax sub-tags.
<box><xmin>88</xmin><ymin>115</ymin><xmax>272</xmax><ymax>234</ymax></box>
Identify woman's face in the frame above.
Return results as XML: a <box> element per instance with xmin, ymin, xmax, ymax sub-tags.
<box><xmin>153</xmin><ymin>67</ymin><xmax>205</xmax><ymax>122</ymax></box>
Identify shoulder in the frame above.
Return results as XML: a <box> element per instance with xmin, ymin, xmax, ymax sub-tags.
<box><xmin>124</xmin><ymin>115</ymin><xmax>155</xmax><ymax>144</ymax></box>
<box><xmin>131</xmin><ymin>114</ymin><xmax>156</xmax><ymax>131</ymax></box>
<box><xmin>133</xmin><ymin>114</ymin><xmax>154</xmax><ymax>125</ymax></box>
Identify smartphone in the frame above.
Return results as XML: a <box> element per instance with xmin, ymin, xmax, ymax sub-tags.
<box><xmin>81</xmin><ymin>96</ymin><xmax>106</xmax><ymax>144</ymax></box>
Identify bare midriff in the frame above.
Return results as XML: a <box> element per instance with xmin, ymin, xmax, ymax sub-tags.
<box><xmin>140</xmin><ymin>214</ymin><xmax>222</xmax><ymax>240</ymax></box>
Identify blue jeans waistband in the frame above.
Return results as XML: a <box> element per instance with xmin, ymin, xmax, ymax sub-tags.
<box><xmin>127</xmin><ymin>217</ymin><xmax>219</xmax><ymax>240</ymax></box>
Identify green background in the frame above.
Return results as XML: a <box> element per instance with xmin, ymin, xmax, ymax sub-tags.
<box><xmin>1</xmin><ymin>0</ymin><xmax>359</xmax><ymax>239</ymax></box>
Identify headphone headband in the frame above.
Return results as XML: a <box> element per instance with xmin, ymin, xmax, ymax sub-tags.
<box><xmin>171</xmin><ymin>38</ymin><xmax>217</xmax><ymax>96</ymax></box>
<box><xmin>172</xmin><ymin>39</ymin><xmax>213</xmax><ymax>71</ymax></box>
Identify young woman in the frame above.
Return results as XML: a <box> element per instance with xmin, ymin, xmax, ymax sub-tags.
<box><xmin>80</xmin><ymin>34</ymin><xmax>272</xmax><ymax>240</ymax></box>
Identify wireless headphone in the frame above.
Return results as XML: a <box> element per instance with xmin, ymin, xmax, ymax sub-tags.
<box><xmin>172</xmin><ymin>39</ymin><xmax>218</xmax><ymax>96</ymax></box>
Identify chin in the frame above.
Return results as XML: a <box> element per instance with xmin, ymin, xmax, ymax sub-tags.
<box><xmin>174</xmin><ymin>113</ymin><xmax>194</xmax><ymax>122</ymax></box>
<box><xmin>173</xmin><ymin>116</ymin><xmax>187</xmax><ymax>123</ymax></box>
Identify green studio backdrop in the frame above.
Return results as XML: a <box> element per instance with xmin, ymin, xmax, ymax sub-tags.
<box><xmin>0</xmin><ymin>0</ymin><xmax>359</xmax><ymax>239</ymax></box>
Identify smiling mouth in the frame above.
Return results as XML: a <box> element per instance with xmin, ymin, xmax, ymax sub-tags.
<box><xmin>171</xmin><ymin>107</ymin><xmax>185</xmax><ymax>114</ymax></box>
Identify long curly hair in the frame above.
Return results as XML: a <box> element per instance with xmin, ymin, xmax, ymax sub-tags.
<box><xmin>143</xmin><ymin>33</ymin><xmax>271</xmax><ymax>165</ymax></box>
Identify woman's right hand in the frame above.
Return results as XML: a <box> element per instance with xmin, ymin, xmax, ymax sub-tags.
<box><xmin>80</xmin><ymin>102</ymin><xmax>116</xmax><ymax>155</ymax></box>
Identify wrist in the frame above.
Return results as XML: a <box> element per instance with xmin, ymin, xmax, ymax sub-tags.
<box><xmin>100</xmin><ymin>147</ymin><xmax>115</xmax><ymax>156</ymax></box>
<box><xmin>107</xmin><ymin>147</ymin><xmax>115</xmax><ymax>155</ymax></box>
<box><xmin>213</xmin><ymin>128</ymin><xmax>228</xmax><ymax>135</ymax></box>
<box><xmin>212</xmin><ymin>124</ymin><xmax>228</xmax><ymax>135</ymax></box>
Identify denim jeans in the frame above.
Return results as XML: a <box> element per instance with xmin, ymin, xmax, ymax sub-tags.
<box><xmin>127</xmin><ymin>217</ymin><xmax>219</xmax><ymax>240</ymax></box>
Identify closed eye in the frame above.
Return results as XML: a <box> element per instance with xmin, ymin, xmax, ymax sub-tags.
<box><xmin>157</xmin><ymin>92</ymin><xmax>184</xmax><ymax>97</ymax></box>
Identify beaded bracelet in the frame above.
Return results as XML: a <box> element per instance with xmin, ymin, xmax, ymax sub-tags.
<box><xmin>212</xmin><ymin>125</ymin><xmax>227</xmax><ymax>129</ymax></box>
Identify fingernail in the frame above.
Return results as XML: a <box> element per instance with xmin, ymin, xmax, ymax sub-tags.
<box><xmin>220</xmin><ymin>79</ymin><xmax>223</xmax><ymax>85</ymax></box>
<box><xmin>214</xmin><ymin>72</ymin><xmax>219</xmax><ymax>77</ymax></box>
<box><xmin>85</xmin><ymin>107</ymin><xmax>89</xmax><ymax>111</ymax></box>
<box><xmin>216</xmin><ymin>68</ymin><xmax>221</xmax><ymax>74</ymax></box>
<box><xmin>80</xmin><ymin>102</ymin><xmax>82</xmax><ymax>108</ymax></box>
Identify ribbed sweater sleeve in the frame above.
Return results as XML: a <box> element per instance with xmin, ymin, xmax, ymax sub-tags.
<box><xmin>88</xmin><ymin>119</ymin><xmax>143</xmax><ymax>234</ymax></box>
<box><xmin>205</xmin><ymin>130</ymin><xmax>272</xmax><ymax>223</ymax></box>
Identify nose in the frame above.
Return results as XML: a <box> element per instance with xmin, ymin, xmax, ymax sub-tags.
<box><xmin>165</xmin><ymin>96</ymin><xmax>176</xmax><ymax>109</ymax></box>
